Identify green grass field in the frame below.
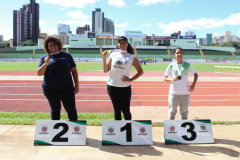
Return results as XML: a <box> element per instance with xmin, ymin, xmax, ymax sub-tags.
<box><xmin>0</xmin><ymin>62</ymin><xmax>240</xmax><ymax>72</ymax></box>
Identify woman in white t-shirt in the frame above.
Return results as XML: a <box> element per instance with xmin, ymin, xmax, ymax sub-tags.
<box><xmin>102</xmin><ymin>36</ymin><xmax>143</xmax><ymax>120</ymax></box>
<box><xmin>164</xmin><ymin>47</ymin><xmax>198</xmax><ymax>120</ymax></box>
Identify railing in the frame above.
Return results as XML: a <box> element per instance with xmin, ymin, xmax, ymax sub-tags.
<box><xmin>214</xmin><ymin>66</ymin><xmax>240</xmax><ymax>74</ymax></box>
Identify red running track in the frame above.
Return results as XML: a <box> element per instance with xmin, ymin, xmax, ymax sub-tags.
<box><xmin>0</xmin><ymin>80</ymin><xmax>240</xmax><ymax>113</ymax></box>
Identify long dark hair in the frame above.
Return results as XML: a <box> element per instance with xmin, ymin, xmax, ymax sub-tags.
<box><xmin>115</xmin><ymin>42</ymin><xmax>134</xmax><ymax>54</ymax></box>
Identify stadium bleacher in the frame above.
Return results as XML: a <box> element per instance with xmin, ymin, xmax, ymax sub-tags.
<box><xmin>0</xmin><ymin>47</ymin><xmax>239</xmax><ymax>60</ymax></box>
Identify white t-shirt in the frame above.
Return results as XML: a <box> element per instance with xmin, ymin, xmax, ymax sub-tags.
<box><xmin>164</xmin><ymin>61</ymin><xmax>196</xmax><ymax>95</ymax></box>
<box><xmin>107</xmin><ymin>52</ymin><xmax>135</xmax><ymax>87</ymax></box>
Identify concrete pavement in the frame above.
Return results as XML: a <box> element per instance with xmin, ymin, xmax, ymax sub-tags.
<box><xmin>0</xmin><ymin>124</ymin><xmax>239</xmax><ymax>160</ymax></box>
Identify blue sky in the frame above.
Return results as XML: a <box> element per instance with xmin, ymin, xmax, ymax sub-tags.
<box><xmin>1</xmin><ymin>0</ymin><xmax>240</xmax><ymax>41</ymax></box>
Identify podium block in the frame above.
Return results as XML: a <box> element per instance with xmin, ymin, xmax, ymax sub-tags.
<box><xmin>34</xmin><ymin>120</ymin><xmax>86</xmax><ymax>145</ymax></box>
<box><xmin>102</xmin><ymin>120</ymin><xmax>153</xmax><ymax>145</ymax></box>
<box><xmin>164</xmin><ymin>119</ymin><xmax>214</xmax><ymax>144</ymax></box>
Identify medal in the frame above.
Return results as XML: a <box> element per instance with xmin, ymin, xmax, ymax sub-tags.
<box><xmin>176</xmin><ymin>61</ymin><xmax>183</xmax><ymax>80</ymax></box>
<box><xmin>49</xmin><ymin>52</ymin><xmax>60</xmax><ymax>59</ymax></box>
<box><xmin>107</xmin><ymin>49</ymin><xmax>127</xmax><ymax>54</ymax></box>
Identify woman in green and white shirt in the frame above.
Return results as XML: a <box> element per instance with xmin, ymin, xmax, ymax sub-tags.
<box><xmin>164</xmin><ymin>47</ymin><xmax>198</xmax><ymax>120</ymax></box>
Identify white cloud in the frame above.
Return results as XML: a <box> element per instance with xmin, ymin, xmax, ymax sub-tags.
<box><xmin>224</xmin><ymin>13</ymin><xmax>240</xmax><ymax>25</ymax></box>
<box><xmin>57</xmin><ymin>20</ymin><xmax>92</xmax><ymax>26</ymax></box>
<box><xmin>115</xmin><ymin>22</ymin><xmax>128</xmax><ymax>27</ymax></box>
<box><xmin>137</xmin><ymin>0</ymin><xmax>183</xmax><ymax>5</ymax></box>
<box><xmin>157</xmin><ymin>13</ymin><xmax>240</xmax><ymax>34</ymax></box>
<box><xmin>212</xmin><ymin>32</ymin><xmax>222</xmax><ymax>38</ymax></box>
<box><xmin>142</xmin><ymin>23</ymin><xmax>151</xmax><ymax>27</ymax></box>
<box><xmin>42</xmin><ymin>0</ymin><xmax>96</xmax><ymax>8</ymax></box>
<box><xmin>39</xmin><ymin>20</ymin><xmax>46</xmax><ymax>27</ymax></box>
<box><xmin>108</xmin><ymin>0</ymin><xmax>126</xmax><ymax>7</ymax></box>
<box><xmin>57</xmin><ymin>10</ymin><xmax>91</xmax><ymax>29</ymax></box>
<box><xmin>66</xmin><ymin>10</ymin><xmax>89</xmax><ymax>20</ymax></box>
<box><xmin>0</xmin><ymin>26</ymin><xmax>13</xmax><ymax>40</ymax></box>
<box><xmin>40</xmin><ymin>27</ymin><xmax>57</xmax><ymax>35</ymax></box>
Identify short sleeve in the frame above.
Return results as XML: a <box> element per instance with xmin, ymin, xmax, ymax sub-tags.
<box><xmin>69</xmin><ymin>54</ymin><xmax>76</xmax><ymax>68</ymax></box>
<box><xmin>38</xmin><ymin>55</ymin><xmax>47</xmax><ymax>68</ymax></box>
<box><xmin>164</xmin><ymin>64</ymin><xmax>171</xmax><ymax>77</ymax></box>
<box><xmin>189</xmin><ymin>64</ymin><xmax>196</xmax><ymax>75</ymax></box>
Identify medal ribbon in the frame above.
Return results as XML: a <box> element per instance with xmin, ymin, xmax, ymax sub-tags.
<box><xmin>176</xmin><ymin>61</ymin><xmax>183</xmax><ymax>76</ymax></box>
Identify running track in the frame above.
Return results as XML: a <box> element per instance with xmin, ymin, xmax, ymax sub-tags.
<box><xmin>0</xmin><ymin>71</ymin><xmax>240</xmax><ymax>113</ymax></box>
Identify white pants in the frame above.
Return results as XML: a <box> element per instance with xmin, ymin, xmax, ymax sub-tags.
<box><xmin>168</xmin><ymin>94</ymin><xmax>190</xmax><ymax>120</ymax></box>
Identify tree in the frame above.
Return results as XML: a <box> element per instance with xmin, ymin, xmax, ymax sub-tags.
<box><xmin>0</xmin><ymin>42</ymin><xmax>9</xmax><ymax>48</ymax></box>
<box><xmin>207</xmin><ymin>41</ymin><xmax>240</xmax><ymax>49</ymax></box>
<box><xmin>21</xmin><ymin>39</ymin><xmax>37</xmax><ymax>46</ymax></box>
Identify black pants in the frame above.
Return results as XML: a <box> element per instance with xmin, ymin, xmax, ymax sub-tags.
<box><xmin>43</xmin><ymin>84</ymin><xmax>78</xmax><ymax>121</ymax></box>
<box><xmin>107</xmin><ymin>85</ymin><xmax>132</xmax><ymax>120</ymax></box>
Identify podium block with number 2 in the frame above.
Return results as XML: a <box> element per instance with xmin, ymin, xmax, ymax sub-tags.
<box><xmin>102</xmin><ymin>120</ymin><xmax>153</xmax><ymax>145</ymax></box>
<box><xmin>34</xmin><ymin>120</ymin><xmax>87</xmax><ymax>145</ymax></box>
<box><xmin>164</xmin><ymin>119</ymin><xmax>214</xmax><ymax>144</ymax></box>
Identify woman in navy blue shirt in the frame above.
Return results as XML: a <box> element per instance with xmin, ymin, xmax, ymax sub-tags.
<box><xmin>37</xmin><ymin>35</ymin><xmax>79</xmax><ymax>120</ymax></box>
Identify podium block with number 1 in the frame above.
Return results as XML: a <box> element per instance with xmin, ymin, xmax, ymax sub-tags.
<box><xmin>102</xmin><ymin>120</ymin><xmax>153</xmax><ymax>145</ymax></box>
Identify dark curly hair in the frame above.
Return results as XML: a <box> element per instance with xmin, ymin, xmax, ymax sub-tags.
<box><xmin>43</xmin><ymin>35</ymin><xmax>63</xmax><ymax>54</ymax></box>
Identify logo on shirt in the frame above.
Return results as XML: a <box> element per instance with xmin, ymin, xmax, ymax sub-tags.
<box><xmin>116</xmin><ymin>59</ymin><xmax>123</xmax><ymax>66</ymax></box>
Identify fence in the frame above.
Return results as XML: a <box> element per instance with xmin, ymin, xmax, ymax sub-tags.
<box><xmin>214</xmin><ymin>66</ymin><xmax>240</xmax><ymax>75</ymax></box>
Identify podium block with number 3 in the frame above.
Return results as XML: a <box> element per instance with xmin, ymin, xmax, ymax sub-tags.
<box><xmin>164</xmin><ymin>119</ymin><xmax>214</xmax><ymax>144</ymax></box>
<box><xmin>34</xmin><ymin>120</ymin><xmax>87</xmax><ymax>145</ymax></box>
<box><xmin>102</xmin><ymin>120</ymin><xmax>153</xmax><ymax>145</ymax></box>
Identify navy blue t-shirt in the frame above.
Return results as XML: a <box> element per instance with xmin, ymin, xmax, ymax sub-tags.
<box><xmin>38</xmin><ymin>52</ymin><xmax>76</xmax><ymax>90</ymax></box>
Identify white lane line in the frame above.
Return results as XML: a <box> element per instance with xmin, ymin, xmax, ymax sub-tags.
<box><xmin>0</xmin><ymin>94</ymin><xmax>239</xmax><ymax>97</ymax></box>
<box><xmin>0</xmin><ymin>83</ymin><xmax>239</xmax><ymax>86</ymax></box>
<box><xmin>0</xmin><ymin>86</ymin><xmax>41</xmax><ymax>87</ymax></box>
<box><xmin>1</xmin><ymin>86</ymin><xmax>240</xmax><ymax>88</ymax></box>
<box><xmin>0</xmin><ymin>99</ymin><xmax>240</xmax><ymax>102</ymax></box>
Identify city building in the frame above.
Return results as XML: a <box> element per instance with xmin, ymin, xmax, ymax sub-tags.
<box><xmin>69</xmin><ymin>33</ymin><xmax>96</xmax><ymax>47</ymax></box>
<box><xmin>124</xmin><ymin>31</ymin><xmax>146</xmax><ymax>46</ymax></box>
<box><xmin>39</xmin><ymin>33</ymin><xmax>47</xmax><ymax>38</ymax></box>
<box><xmin>206</xmin><ymin>33</ymin><xmax>212</xmax><ymax>45</ymax></box>
<box><xmin>96</xmin><ymin>35</ymin><xmax>119</xmax><ymax>46</ymax></box>
<box><xmin>58</xmin><ymin>33</ymin><xmax>69</xmax><ymax>45</ymax></box>
<box><xmin>146</xmin><ymin>34</ymin><xmax>170</xmax><ymax>46</ymax></box>
<box><xmin>104</xmin><ymin>18</ymin><xmax>114</xmax><ymax>35</ymax></box>
<box><xmin>57</xmin><ymin>23</ymin><xmax>71</xmax><ymax>35</ymax></box>
<box><xmin>13</xmin><ymin>0</ymin><xmax>39</xmax><ymax>46</ymax></box>
<box><xmin>92</xmin><ymin>8</ymin><xmax>104</xmax><ymax>34</ymax></box>
<box><xmin>92</xmin><ymin>8</ymin><xmax>114</xmax><ymax>35</ymax></box>
<box><xmin>170</xmin><ymin>31</ymin><xmax>196</xmax><ymax>48</ymax></box>
<box><xmin>76</xmin><ymin>24</ymin><xmax>90</xmax><ymax>34</ymax></box>
<box><xmin>8</xmin><ymin>39</ymin><xmax>13</xmax><ymax>47</ymax></box>
<box><xmin>213</xmin><ymin>31</ymin><xmax>240</xmax><ymax>44</ymax></box>
<box><xmin>0</xmin><ymin>35</ymin><xmax>3</xmax><ymax>42</ymax></box>
<box><xmin>197</xmin><ymin>33</ymin><xmax>212</xmax><ymax>46</ymax></box>
<box><xmin>197</xmin><ymin>38</ymin><xmax>207</xmax><ymax>46</ymax></box>
<box><xmin>185</xmin><ymin>30</ymin><xmax>195</xmax><ymax>36</ymax></box>
<box><xmin>57</xmin><ymin>23</ymin><xmax>71</xmax><ymax>45</ymax></box>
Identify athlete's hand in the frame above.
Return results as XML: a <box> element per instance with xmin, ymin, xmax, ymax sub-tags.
<box><xmin>102</xmin><ymin>50</ymin><xmax>108</xmax><ymax>59</ymax></box>
<box><xmin>172</xmin><ymin>77</ymin><xmax>178</xmax><ymax>81</ymax></box>
<box><xmin>44</xmin><ymin>56</ymin><xmax>50</xmax><ymax>65</ymax></box>
<box><xmin>74</xmin><ymin>85</ymin><xmax>79</xmax><ymax>94</ymax></box>
<box><xmin>188</xmin><ymin>84</ymin><xmax>195</xmax><ymax>92</ymax></box>
<box><xmin>122</xmin><ymin>76</ymin><xmax>131</xmax><ymax>82</ymax></box>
